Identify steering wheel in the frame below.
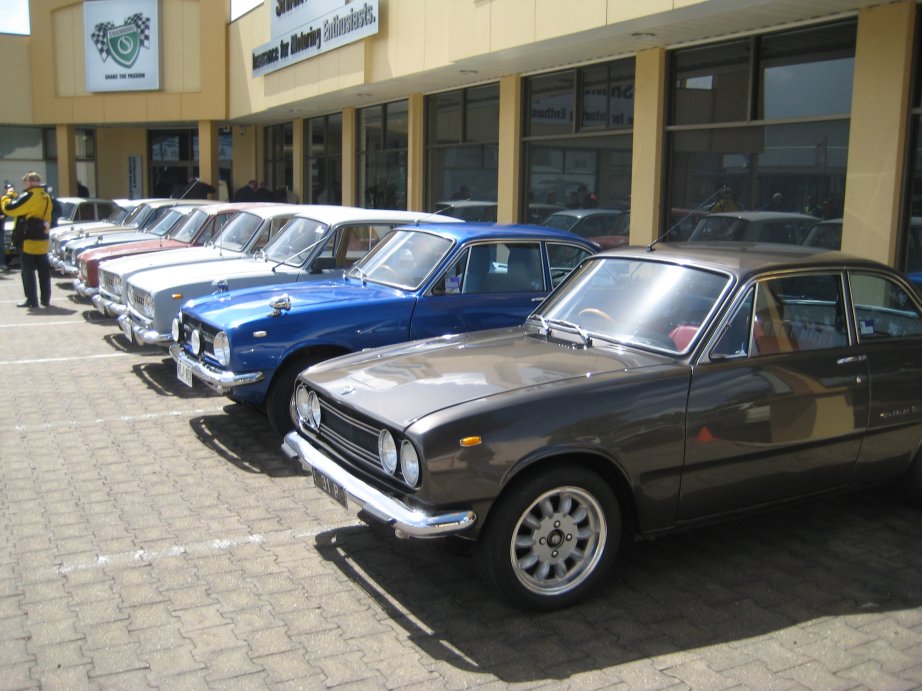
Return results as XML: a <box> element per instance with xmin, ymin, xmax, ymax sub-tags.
<box><xmin>374</xmin><ymin>264</ymin><xmax>398</xmax><ymax>280</ymax></box>
<box><xmin>578</xmin><ymin>307</ymin><xmax>614</xmax><ymax>323</ymax></box>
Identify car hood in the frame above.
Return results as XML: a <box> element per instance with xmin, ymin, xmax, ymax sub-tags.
<box><xmin>129</xmin><ymin>256</ymin><xmax>285</xmax><ymax>293</ymax></box>
<box><xmin>184</xmin><ymin>278</ymin><xmax>403</xmax><ymax>327</ymax></box>
<box><xmin>85</xmin><ymin>239</ymin><xmax>186</xmax><ymax>263</ymax></box>
<box><xmin>101</xmin><ymin>246</ymin><xmax>241</xmax><ymax>278</ymax></box>
<box><xmin>305</xmin><ymin>327</ymin><xmax>672</xmax><ymax>428</ymax></box>
<box><xmin>69</xmin><ymin>230</ymin><xmax>150</xmax><ymax>250</ymax></box>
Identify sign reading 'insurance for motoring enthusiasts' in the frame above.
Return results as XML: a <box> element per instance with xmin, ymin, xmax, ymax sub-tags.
<box><xmin>83</xmin><ymin>0</ymin><xmax>160</xmax><ymax>92</ymax></box>
<box><xmin>251</xmin><ymin>0</ymin><xmax>379</xmax><ymax>77</ymax></box>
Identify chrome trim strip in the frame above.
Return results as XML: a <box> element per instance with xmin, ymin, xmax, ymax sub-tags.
<box><xmin>169</xmin><ymin>344</ymin><xmax>264</xmax><ymax>391</ymax></box>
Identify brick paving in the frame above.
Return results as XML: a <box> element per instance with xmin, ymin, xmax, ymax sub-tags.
<box><xmin>1</xmin><ymin>268</ymin><xmax>921</xmax><ymax>689</ymax></box>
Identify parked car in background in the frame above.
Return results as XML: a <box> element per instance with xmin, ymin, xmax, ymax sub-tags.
<box><xmin>170</xmin><ymin>223</ymin><xmax>598</xmax><ymax>433</ymax></box>
<box><xmin>55</xmin><ymin>197</ymin><xmax>120</xmax><ymax>228</ymax></box>
<box><xmin>435</xmin><ymin>200</ymin><xmax>497</xmax><ymax>222</ymax></box>
<box><xmin>116</xmin><ymin>207</ymin><xmax>461</xmax><ymax>348</ymax></box>
<box><xmin>540</xmin><ymin>208</ymin><xmax>629</xmax><ymax>249</ymax></box>
<box><xmin>92</xmin><ymin>204</ymin><xmax>303</xmax><ymax>316</ymax></box>
<box><xmin>802</xmin><ymin>218</ymin><xmax>843</xmax><ymax>250</ymax></box>
<box><xmin>283</xmin><ymin>242</ymin><xmax>922</xmax><ymax>609</ymax></box>
<box><xmin>73</xmin><ymin>203</ymin><xmax>260</xmax><ymax>298</ymax></box>
<box><xmin>687</xmin><ymin>211</ymin><xmax>818</xmax><ymax>245</ymax></box>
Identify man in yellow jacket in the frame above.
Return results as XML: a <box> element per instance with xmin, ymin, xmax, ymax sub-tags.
<box><xmin>1</xmin><ymin>171</ymin><xmax>53</xmax><ymax>308</ymax></box>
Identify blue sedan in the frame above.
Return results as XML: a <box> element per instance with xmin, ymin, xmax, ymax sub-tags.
<box><xmin>170</xmin><ymin>223</ymin><xmax>598</xmax><ymax>433</ymax></box>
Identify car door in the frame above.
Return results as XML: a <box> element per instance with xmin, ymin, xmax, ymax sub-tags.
<box><xmin>848</xmin><ymin>270</ymin><xmax>922</xmax><ymax>482</ymax></box>
<box><xmin>679</xmin><ymin>271</ymin><xmax>869</xmax><ymax>520</ymax></box>
<box><xmin>409</xmin><ymin>241</ymin><xmax>548</xmax><ymax>338</ymax></box>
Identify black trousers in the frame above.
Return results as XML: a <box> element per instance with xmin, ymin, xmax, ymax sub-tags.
<box><xmin>20</xmin><ymin>252</ymin><xmax>51</xmax><ymax>306</ymax></box>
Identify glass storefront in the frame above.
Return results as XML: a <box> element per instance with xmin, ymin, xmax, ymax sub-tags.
<box><xmin>264</xmin><ymin>122</ymin><xmax>293</xmax><ymax>201</ymax></box>
<box><xmin>426</xmin><ymin>84</ymin><xmax>499</xmax><ymax>214</ymax></box>
<box><xmin>303</xmin><ymin>114</ymin><xmax>342</xmax><ymax>205</ymax></box>
<box><xmin>358</xmin><ymin>101</ymin><xmax>408</xmax><ymax>209</ymax></box>
<box><xmin>665</xmin><ymin>21</ymin><xmax>856</xmax><ymax>241</ymax></box>
<box><xmin>522</xmin><ymin>59</ymin><xmax>634</xmax><ymax>225</ymax></box>
<box><xmin>902</xmin><ymin>14</ymin><xmax>922</xmax><ymax>278</ymax></box>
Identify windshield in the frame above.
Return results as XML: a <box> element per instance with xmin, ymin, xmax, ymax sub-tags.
<box><xmin>107</xmin><ymin>206</ymin><xmax>129</xmax><ymax>223</ymax></box>
<box><xmin>58</xmin><ymin>201</ymin><xmax>76</xmax><ymax>220</ymax></box>
<box><xmin>263</xmin><ymin>216</ymin><xmax>328</xmax><ymax>265</ymax></box>
<box><xmin>123</xmin><ymin>204</ymin><xmax>149</xmax><ymax>227</ymax></box>
<box><xmin>348</xmin><ymin>229</ymin><xmax>452</xmax><ymax>289</ymax></box>
<box><xmin>147</xmin><ymin>208</ymin><xmax>189</xmax><ymax>237</ymax></box>
<box><xmin>169</xmin><ymin>209</ymin><xmax>208</xmax><ymax>242</ymax></box>
<box><xmin>541</xmin><ymin>213</ymin><xmax>579</xmax><ymax>231</ymax></box>
<box><xmin>213</xmin><ymin>212</ymin><xmax>264</xmax><ymax>252</ymax></box>
<box><xmin>533</xmin><ymin>256</ymin><xmax>730</xmax><ymax>353</ymax></box>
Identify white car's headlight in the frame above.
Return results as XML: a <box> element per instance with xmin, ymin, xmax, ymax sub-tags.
<box><xmin>171</xmin><ymin>317</ymin><xmax>181</xmax><ymax>343</ymax></box>
<box><xmin>400</xmin><ymin>441</ymin><xmax>420</xmax><ymax>487</ymax></box>
<box><xmin>213</xmin><ymin>331</ymin><xmax>230</xmax><ymax>366</ymax></box>
<box><xmin>190</xmin><ymin>329</ymin><xmax>202</xmax><ymax>356</ymax></box>
<box><xmin>143</xmin><ymin>293</ymin><xmax>154</xmax><ymax>317</ymax></box>
<box><xmin>378</xmin><ymin>430</ymin><xmax>398</xmax><ymax>475</ymax></box>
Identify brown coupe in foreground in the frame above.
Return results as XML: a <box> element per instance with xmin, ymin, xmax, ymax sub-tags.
<box><xmin>283</xmin><ymin>243</ymin><xmax>922</xmax><ymax>609</ymax></box>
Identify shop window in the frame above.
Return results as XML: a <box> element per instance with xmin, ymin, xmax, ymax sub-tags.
<box><xmin>304</xmin><ymin>114</ymin><xmax>342</xmax><ymax>205</ymax></box>
<box><xmin>264</xmin><ymin>123</ymin><xmax>293</xmax><ymax>201</ymax></box>
<box><xmin>426</xmin><ymin>84</ymin><xmax>499</xmax><ymax>211</ymax></box>
<box><xmin>665</xmin><ymin>20</ymin><xmax>856</xmax><ymax>242</ymax></box>
<box><xmin>900</xmin><ymin>13</ymin><xmax>922</xmax><ymax>278</ymax></box>
<box><xmin>358</xmin><ymin>101</ymin><xmax>408</xmax><ymax>210</ymax></box>
<box><xmin>522</xmin><ymin>58</ymin><xmax>634</xmax><ymax>223</ymax></box>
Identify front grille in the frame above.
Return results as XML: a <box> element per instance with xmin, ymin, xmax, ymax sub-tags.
<box><xmin>316</xmin><ymin>395</ymin><xmax>381</xmax><ymax>469</ymax></box>
<box><xmin>128</xmin><ymin>286</ymin><xmax>147</xmax><ymax>314</ymax></box>
<box><xmin>180</xmin><ymin>316</ymin><xmax>219</xmax><ymax>359</ymax></box>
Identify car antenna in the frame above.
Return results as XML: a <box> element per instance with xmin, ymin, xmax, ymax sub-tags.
<box><xmin>646</xmin><ymin>186</ymin><xmax>728</xmax><ymax>253</ymax></box>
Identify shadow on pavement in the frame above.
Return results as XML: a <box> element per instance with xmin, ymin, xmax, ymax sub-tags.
<box><xmin>130</xmin><ymin>356</ymin><xmax>222</xmax><ymax>398</ymax></box>
<box><xmin>312</xmin><ymin>487</ymin><xmax>922</xmax><ymax>683</ymax></box>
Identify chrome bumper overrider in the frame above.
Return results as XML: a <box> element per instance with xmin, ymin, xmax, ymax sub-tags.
<box><xmin>281</xmin><ymin>430</ymin><xmax>477</xmax><ymax>539</ymax></box>
<box><xmin>168</xmin><ymin>344</ymin><xmax>264</xmax><ymax>393</ymax></box>
<box><xmin>92</xmin><ymin>293</ymin><xmax>127</xmax><ymax>317</ymax></box>
<box><xmin>73</xmin><ymin>279</ymin><xmax>98</xmax><ymax>298</ymax></box>
<box><xmin>117</xmin><ymin>314</ymin><xmax>171</xmax><ymax>346</ymax></box>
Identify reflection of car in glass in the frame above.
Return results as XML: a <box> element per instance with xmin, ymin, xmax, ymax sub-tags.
<box><xmin>283</xmin><ymin>243</ymin><xmax>922</xmax><ymax>610</ymax></box>
<box><xmin>171</xmin><ymin>223</ymin><xmax>597</xmax><ymax>433</ymax></box>
<box><xmin>540</xmin><ymin>208</ymin><xmax>628</xmax><ymax>249</ymax></box>
<box><xmin>802</xmin><ymin>218</ymin><xmax>842</xmax><ymax>250</ymax></box>
<box><xmin>435</xmin><ymin>200</ymin><xmax>497</xmax><ymax>222</ymax></box>
<box><xmin>117</xmin><ymin>207</ymin><xmax>461</xmax><ymax>348</ymax></box>
<box><xmin>688</xmin><ymin>211</ymin><xmax>818</xmax><ymax>245</ymax></box>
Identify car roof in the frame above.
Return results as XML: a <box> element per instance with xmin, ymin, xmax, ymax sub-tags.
<box><xmin>547</xmin><ymin>208</ymin><xmax>626</xmax><ymax>219</ymax></box>
<box><xmin>56</xmin><ymin>197</ymin><xmax>113</xmax><ymax>204</ymax></box>
<box><xmin>602</xmin><ymin>241</ymin><xmax>891</xmax><ymax>280</ymax></box>
<box><xmin>703</xmin><ymin>211</ymin><xmax>820</xmax><ymax>222</ymax></box>
<box><xmin>290</xmin><ymin>206</ymin><xmax>464</xmax><ymax>224</ymax></box>
<box><xmin>406</xmin><ymin>222</ymin><xmax>600</xmax><ymax>245</ymax></box>
<box><xmin>435</xmin><ymin>200</ymin><xmax>496</xmax><ymax>207</ymax></box>
<box><xmin>195</xmin><ymin>202</ymin><xmax>306</xmax><ymax>217</ymax></box>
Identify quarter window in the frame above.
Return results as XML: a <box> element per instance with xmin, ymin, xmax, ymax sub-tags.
<box><xmin>850</xmin><ymin>273</ymin><xmax>922</xmax><ymax>340</ymax></box>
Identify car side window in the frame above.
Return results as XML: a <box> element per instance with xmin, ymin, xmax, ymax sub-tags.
<box><xmin>751</xmin><ymin>274</ymin><xmax>848</xmax><ymax>354</ymax></box>
<box><xmin>432</xmin><ymin>242</ymin><xmax>546</xmax><ymax>295</ymax></box>
<box><xmin>850</xmin><ymin>273</ymin><xmax>922</xmax><ymax>340</ymax></box>
<box><xmin>330</xmin><ymin>224</ymin><xmax>390</xmax><ymax>267</ymax></box>
<box><xmin>712</xmin><ymin>287</ymin><xmax>755</xmax><ymax>358</ymax></box>
<box><xmin>547</xmin><ymin>242</ymin><xmax>593</xmax><ymax>288</ymax></box>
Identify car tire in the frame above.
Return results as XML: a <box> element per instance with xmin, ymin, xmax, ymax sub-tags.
<box><xmin>475</xmin><ymin>464</ymin><xmax>620</xmax><ymax>611</ymax></box>
<box><xmin>266</xmin><ymin>355</ymin><xmax>317</xmax><ymax>436</ymax></box>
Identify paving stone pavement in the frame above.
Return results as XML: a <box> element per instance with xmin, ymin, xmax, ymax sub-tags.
<box><xmin>0</xmin><ymin>267</ymin><xmax>921</xmax><ymax>690</ymax></box>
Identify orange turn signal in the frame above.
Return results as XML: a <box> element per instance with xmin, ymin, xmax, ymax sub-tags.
<box><xmin>459</xmin><ymin>436</ymin><xmax>482</xmax><ymax>447</ymax></box>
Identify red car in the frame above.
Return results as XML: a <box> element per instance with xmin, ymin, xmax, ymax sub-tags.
<box><xmin>72</xmin><ymin>203</ymin><xmax>274</xmax><ymax>298</ymax></box>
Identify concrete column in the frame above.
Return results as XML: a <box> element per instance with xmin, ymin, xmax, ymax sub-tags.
<box><xmin>342</xmin><ymin>107</ymin><xmax>357</xmax><ymax>207</ymax></box>
<box><xmin>842</xmin><ymin>1</ymin><xmax>916</xmax><ymax>265</ymax></box>
<box><xmin>55</xmin><ymin>125</ymin><xmax>76</xmax><ymax>197</ymax></box>
<box><xmin>629</xmin><ymin>48</ymin><xmax>666</xmax><ymax>247</ymax></box>
<box><xmin>497</xmin><ymin>74</ymin><xmax>522</xmax><ymax>223</ymax></box>
<box><xmin>292</xmin><ymin>118</ymin><xmax>304</xmax><ymax>203</ymax></box>
<box><xmin>407</xmin><ymin>93</ymin><xmax>425</xmax><ymax>211</ymax></box>
<box><xmin>197</xmin><ymin>120</ymin><xmax>219</xmax><ymax>199</ymax></box>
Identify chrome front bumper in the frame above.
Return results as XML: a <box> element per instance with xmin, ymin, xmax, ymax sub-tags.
<box><xmin>168</xmin><ymin>344</ymin><xmax>264</xmax><ymax>393</ymax></box>
<box><xmin>73</xmin><ymin>278</ymin><xmax>98</xmax><ymax>298</ymax></box>
<box><xmin>281</xmin><ymin>430</ymin><xmax>477</xmax><ymax>539</ymax></box>
<box><xmin>117</xmin><ymin>313</ymin><xmax>172</xmax><ymax>347</ymax></box>
<box><xmin>92</xmin><ymin>293</ymin><xmax>127</xmax><ymax>317</ymax></box>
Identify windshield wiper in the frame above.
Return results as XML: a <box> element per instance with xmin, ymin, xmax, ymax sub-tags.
<box><xmin>347</xmin><ymin>266</ymin><xmax>368</xmax><ymax>284</ymax></box>
<box><xmin>269</xmin><ymin>235</ymin><xmax>326</xmax><ymax>272</ymax></box>
<box><xmin>533</xmin><ymin>315</ymin><xmax>591</xmax><ymax>346</ymax></box>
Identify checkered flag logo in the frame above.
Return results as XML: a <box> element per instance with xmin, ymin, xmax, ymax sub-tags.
<box><xmin>91</xmin><ymin>13</ymin><xmax>151</xmax><ymax>67</ymax></box>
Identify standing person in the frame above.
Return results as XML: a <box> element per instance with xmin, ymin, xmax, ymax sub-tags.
<box><xmin>0</xmin><ymin>182</ymin><xmax>12</xmax><ymax>272</ymax></box>
<box><xmin>1</xmin><ymin>172</ymin><xmax>53</xmax><ymax>309</ymax></box>
<box><xmin>234</xmin><ymin>179</ymin><xmax>257</xmax><ymax>202</ymax></box>
<box><xmin>76</xmin><ymin>180</ymin><xmax>89</xmax><ymax>197</ymax></box>
<box><xmin>252</xmin><ymin>181</ymin><xmax>274</xmax><ymax>202</ymax></box>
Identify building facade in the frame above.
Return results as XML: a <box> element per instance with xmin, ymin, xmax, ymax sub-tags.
<box><xmin>1</xmin><ymin>0</ymin><xmax>920</xmax><ymax>273</ymax></box>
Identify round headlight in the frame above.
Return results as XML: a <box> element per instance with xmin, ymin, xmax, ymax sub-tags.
<box><xmin>378</xmin><ymin>430</ymin><xmax>398</xmax><ymax>475</ymax></box>
<box><xmin>190</xmin><ymin>329</ymin><xmax>202</xmax><ymax>356</ymax></box>
<box><xmin>213</xmin><ymin>331</ymin><xmax>230</xmax><ymax>366</ymax></box>
<box><xmin>295</xmin><ymin>386</ymin><xmax>321</xmax><ymax>430</ymax></box>
<box><xmin>171</xmin><ymin>317</ymin><xmax>181</xmax><ymax>342</ymax></box>
<box><xmin>400</xmin><ymin>440</ymin><xmax>420</xmax><ymax>487</ymax></box>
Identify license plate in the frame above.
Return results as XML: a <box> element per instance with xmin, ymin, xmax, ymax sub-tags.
<box><xmin>312</xmin><ymin>467</ymin><xmax>348</xmax><ymax>508</ymax></box>
<box><xmin>177</xmin><ymin>360</ymin><xmax>193</xmax><ymax>387</ymax></box>
<box><xmin>121</xmin><ymin>318</ymin><xmax>134</xmax><ymax>343</ymax></box>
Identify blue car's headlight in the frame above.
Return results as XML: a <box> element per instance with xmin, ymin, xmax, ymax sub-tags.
<box><xmin>213</xmin><ymin>331</ymin><xmax>230</xmax><ymax>366</ymax></box>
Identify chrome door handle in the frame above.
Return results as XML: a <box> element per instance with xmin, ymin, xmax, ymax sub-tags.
<box><xmin>836</xmin><ymin>355</ymin><xmax>867</xmax><ymax>365</ymax></box>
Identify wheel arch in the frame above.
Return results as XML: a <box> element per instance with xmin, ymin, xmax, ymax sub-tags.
<box><xmin>268</xmin><ymin>343</ymin><xmax>353</xmax><ymax>393</ymax></box>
